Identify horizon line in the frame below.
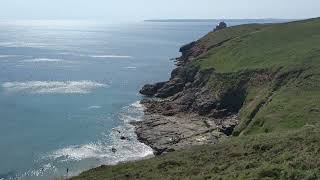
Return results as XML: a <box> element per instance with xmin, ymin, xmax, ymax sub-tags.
<box><xmin>144</xmin><ymin>18</ymin><xmax>300</xmax><ymax>22</ymax></box>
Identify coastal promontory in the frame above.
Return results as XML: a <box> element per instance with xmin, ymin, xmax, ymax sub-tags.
<box><xmin>73</xmin><ymin>18</ymin><xmax>320</xmax><ymax>180</ymax></box>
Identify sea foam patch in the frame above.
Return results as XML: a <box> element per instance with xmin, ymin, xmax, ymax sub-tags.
<box><xmin>0</xmin><ymin>55</ymin><xmax>22</xmax><ymax>58</ymax></box>
<box><xmin>20</xmin><ymin>58</ymin><xmax>70</xmax><ymax>63</ymax></box>
<box><xmin>88</xmin><ymin>105</ymin><xmax>102</xmax><ymax>109</ymax></box>
<box><xmin>2</xmin><ymin>81</ymin><xmax>107</xmax><ymax>94</ymax></box>
<box><xmin>90</xmin><ymin>55</ymin><xmax>132</xmax><ymax>59</ymax></box>
<box><xmin>57</xmin><ymin>52</ymin><xmax>133</xmax><ymax>59</ymax></box>
<box><xmin>0</xmin><ymin>42</ymin><xmax>47</xmax><ymax>48</ymax></box>
<box><xmin>124</xmin><ymin>66</ymin><xmax>137</xmax><ymax>69</ymax></box>
<box><xmin>50</xmin><ymin>143</ymin><xmax>108</xmax><ymax>161</ymax></box>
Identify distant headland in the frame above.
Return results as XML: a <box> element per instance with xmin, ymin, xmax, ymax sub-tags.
<box><xmin>144</xmin><ymin>18</ymin><xmax>296</xmax><ymax>23</ymax></box>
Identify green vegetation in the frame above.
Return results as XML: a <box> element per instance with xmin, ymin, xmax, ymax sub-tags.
<box><xmin>73</xmin><ymin>18</ymin><xmax>320</xmax><ymax>179</ymax></box>
<box><xmin>197</xmin><ymin>18</ymin><xmax>320</xmax><ymax>73</ymax></box>
<box><xmin>195</xmin><ymin>18</ymin><xmax>320</xmax><ymax>135</ymax></box>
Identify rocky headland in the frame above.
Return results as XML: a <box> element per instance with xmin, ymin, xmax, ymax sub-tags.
<box><xmin>73</xmin><ymin>18</ymin><xmax>320</xmax><ymax>179</ymax></box>
<box><xmin>134</xmin><ymin>22</ymin><xmax>270</xmax><ymax>154</ymax></box>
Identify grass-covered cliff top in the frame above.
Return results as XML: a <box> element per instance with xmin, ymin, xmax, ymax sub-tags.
<box><xmin>191</xmin><ymin>18</ymin><xmax>320</xmax><ymax>136</ymax></box>
<box><xmin>197</xmin><ymin>18</ymin><xmax>320</xmax><ymax>73</ymax></box>
<box><xmin>73</xmin><ymin>18</ymin><xmax>320</xmax><ymax>179</ymax></box>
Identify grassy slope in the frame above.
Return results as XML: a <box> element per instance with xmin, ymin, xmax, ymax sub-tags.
<box><xmin>73</xmin><ymin>18</ymin><xmax>320</xmax><ymax>179</ymax></box>
<box><xmin>198</xmin><ymin>18</ymin><xmax>320</xmax><ymax>73</ymax></box>
<box><xmin>195</xmin><ymin>18</ymin><xmax>320</xmax><ymax>135</ymax></box>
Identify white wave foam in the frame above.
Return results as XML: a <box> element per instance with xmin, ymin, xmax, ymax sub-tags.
<box><xmin>0</xmin><ymin>55</ymin><xmax>21</xmax><ymax>58</ymax></box>
<box><xmin>88</xmin><ymin>106</ymin><xmax>102</xmax><ymax>109</ymax></box>
<box><xmin>20</xmin><ymin>163</ymin><xmax>56</xmax><ymax>178</ymax></box>
<box><xmin>50</xmin><ymin>143</ymin><xmax>108</xmax><ymax>161</ymax></box>
<box><xmin>57</xmin><ymin>52</ymin><xmax>133</xmax><ymax>59</ymax></box>
<box><xmin>2</xmin><ymin>81</ymin><xmax>107</xmax><ymax>94</ymax></box>
<box><xmin>131</xmin><ymin>101</ymin><xmax>144</xmax><ymax>109</ymax></box>
<box><xmin>49</xmin><ymin>138</ymin><xmax>153</xmax><ymax>164</ymax></box>
<box><xmin>90</xmin><ymin>55</ymin><xmax>132</xmax><ymax>58</ymax></box>
<box><xmin>0</xmin><ymin>42</ymin><xmax>47</xmax><ymax>48</ymax></box>
<box><xmin>124</xmin><ymin>66</ymin><xmax>137</xmax><ymax>69</ymax></box>
<box><xmin>20</xmin><ymin>58</ymin><xmax>70</xmax><ymax>63</ymax></box>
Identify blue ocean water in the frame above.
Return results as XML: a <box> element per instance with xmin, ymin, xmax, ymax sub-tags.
<box><xmin>0</xmin><ymin>19</ymin><xmax>288</xmax><ymax>179</ymax></box>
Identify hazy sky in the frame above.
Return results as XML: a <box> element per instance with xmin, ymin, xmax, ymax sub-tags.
<box><xmin>0</xmin><ymin>0</ymin><xmax>319</xmax><ymax>22</ymax></box>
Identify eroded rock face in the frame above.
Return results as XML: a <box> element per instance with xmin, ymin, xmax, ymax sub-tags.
<box><xmin>136</xmin><ymin>67</ymin><xmax>275</xmax><ymax>155</ymax></box>
<box><xmin>136</xmin><ymin>68</ymin><xmax>243</xmax><ymax>154</ymax></box>
<box><xmin>140</xmin><ymin>82</ymin><xmax>166</xmax><ymax>96</ymax></box>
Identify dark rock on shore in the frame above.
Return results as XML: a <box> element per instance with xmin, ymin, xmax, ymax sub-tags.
<box><xmin>213</xmin><ymin>22</ymin><xmax>227</xmax><ymax>32</ymax></box>
<box><xmin>140</xmin><ymin>82</ymin><xmax>166</xmax><ymax>96</ymax></box>
<box><xmin>111</xmin><ymin>148</ymin><xmax>117</xmax><ymax>153</ymax></box>
<box><xmin>120</xmin><ymin>136</ymin><xmax>130</xmax><ymax>141</ymax></box>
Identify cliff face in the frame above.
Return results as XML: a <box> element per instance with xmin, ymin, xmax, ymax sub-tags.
<box><xmin>137</xmin><ymin>52</ymin><xmax>274</xmax><ymax>154</ymax></box>
<box><xmin>137</xmin><ymin>19</ymin><xmax>320</xmax><ymax>154</ymax></box>
<box><xmin>136</xmin><ymin>24</ymin><xmax>272</xmax><ymax>154</ymax></box>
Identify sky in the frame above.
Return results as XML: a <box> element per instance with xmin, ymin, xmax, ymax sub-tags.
<box><xmin>0</xmin><ymin>0</ymin><xmax>319</xmax><ymax>22</ymax></box>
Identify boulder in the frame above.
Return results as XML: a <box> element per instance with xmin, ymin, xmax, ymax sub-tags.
<box><xmin>140</xmin><ymin>82</ymin><xmax>166</xmax><ymax>96</ymax></box>
<box><xmin>155</xmin><ymin>80</ymin><xmax>185</xmax><ymax>98</ymax></box>
<box><xmin>214</xmin><ymin>22</ymin><xmax>227</xmax><ymax>32</ymax></box>
<box><xmin>111</xmin><ymin>148</ymin><xmax>117</xmax><ymax>153</ymax></box>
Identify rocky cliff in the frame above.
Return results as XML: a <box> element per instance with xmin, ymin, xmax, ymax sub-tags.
<box><xmin>136</xmin><ymin>60</ymin><xmax>273</xmax><ymax>155</ymax></box>
<box><xmin>136</xmin><ymin>19</ymin><xmax>320</xmax><ymax>155</ymax></box>
<box><xmin>136</xmin><ymin>23</ymin><xmax>272</xmax><ymax>154</ymax></box>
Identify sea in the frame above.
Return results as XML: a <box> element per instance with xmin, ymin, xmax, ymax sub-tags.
<box><xmin>0</xmin><ymin>19</ymin><xmax>290</xmax><ymax>179</ymax></box>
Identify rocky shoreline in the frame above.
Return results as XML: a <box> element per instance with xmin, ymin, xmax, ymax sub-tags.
<box><xmin>133</xmin><ymin>103</ymin><xmax>238</xmax><ymax>155</ymax></box>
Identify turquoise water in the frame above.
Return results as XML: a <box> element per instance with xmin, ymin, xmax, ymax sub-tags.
<box><xmin>0</xmin><ymin>20</ymin><xmax>287</xmax><ymax>179</ymax></box>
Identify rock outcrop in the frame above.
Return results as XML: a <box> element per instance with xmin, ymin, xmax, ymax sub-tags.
<box><xmin>139</xmin><ymin>82</ymin><xmax>166</xmax><ymax>96</ymax></box>
<box><xmin>213</xmin><ymin>22</ymin><xmax>227</xmax><ymax>32</ymax></box>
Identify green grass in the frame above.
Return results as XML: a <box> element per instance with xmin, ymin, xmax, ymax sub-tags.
<box><xmin>196</xmin><ymin>18</ymin><xmax>320</xmax><ymax>73</ymax></box>
<box><xmin>72</xmin><ymin>18</ymin><xmax>320</xmax><ymax>179</ymax></box>
<box><xmin>194</xmin><ymin>18</ymin><xmax>320</xmax><ymax>135</ymax></box>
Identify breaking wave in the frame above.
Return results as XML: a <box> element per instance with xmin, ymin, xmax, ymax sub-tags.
<box><xmin>2</xmin><ymin>81</ymin><xmax>107</xmax><ymax>94</ymax></box>
<box><xmin>49</xmin><ymin>143</ymin><xmax>109</xmax><ymax>161</ymax></box>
